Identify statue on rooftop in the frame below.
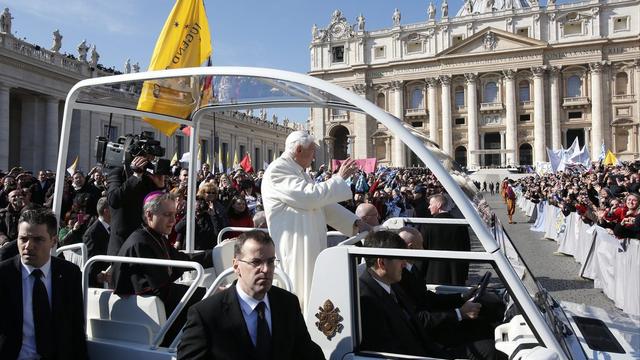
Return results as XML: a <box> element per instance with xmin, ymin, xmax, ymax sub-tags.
<box><xmin>51</xmin><ymin>30</ymin><xmax>62</xmax><ymax>53</ymax></box>
<box><xmin>90</xmin><ymin>45</ymin><xmax>99</xmax><ymax>67</ymax></box>
<box><xmin>331</xmin><ymin>9</ymin><xmax>342</xmax><ymax>23</ymax></box>
<box><xmin>259</xmin><ymin>108</ymin><xmax>267</xmax><ymax>121</ymax></box>
<box><xmin>0</xmin><ymin>8</ymin><xmax>12</xmax><ymax>34</ymax></box>
<box><xmin>272</xmin><ymin>114</ymin><xmax>278</xmax><ymax>124</ymax></box>
<box><xmin>356</xmin><ymin>14</ymin><xmax>365</xmax><ymax>31</ymax></box>
<box><xmin>311</xmin><ymin>24</ymin><xmax>318</xmax><ymax>40</ymax></box>
<box><xmin>487</xmin><ymin>0</ymin><xmax>495</xmax><ymax>11</ymax></box>
<box><xmin>77</xmin><ymin>39</ymin><xmax>89</xmax><ymax>61</ymax></box>
<box><xmin>464</xmin><ymin>0</ymin><xmax>474</xmax><ymax>14</ymax></box>
<box><xmin>442</xmin><ymin>0</ymin><xmax>449</xmax><ymax>17</ymax></box>
<box><xmin>124</xmin><ymin>58</ymin><xmax>131</xmax><ymax>74</ymax></box>
<box><xmin>392</xmin><ymin>8</ymin><xmax>401</xmax><ymax>26</ymax></box>
<box><xmin>428</xmin><ymin>2</ymin><xmax>436</xmax><ymax>20</ymax></box>
<box><xmin>132</xmin><ymin>62</ymin><xmax>140</xmax><ymax>73</ymax></box>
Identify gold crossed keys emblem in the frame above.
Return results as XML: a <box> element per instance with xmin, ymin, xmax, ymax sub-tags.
<box><xmin>315</xmin><ymin>300</ymin><xmax>344</xmax><ymax>340</ymax></box>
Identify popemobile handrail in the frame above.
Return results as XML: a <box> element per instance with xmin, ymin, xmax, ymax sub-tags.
<box><xmin>55</xmin><ymin>242</ymin><xmax>88</xmax><ymax>268</ymax></box>
<box><xmin>82</xmin><ymin>255</ymin><xmax>205</xmax><ymax>350</ymax></box>
<box><xmin>216</xmin><ymin>227</ymin><xmax>269</xmax><ymax>244</ymax></box>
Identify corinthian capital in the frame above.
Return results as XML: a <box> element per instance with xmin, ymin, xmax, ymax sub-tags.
<box><xmin>464</xmin><ymin>73</ymin><xmax>477</xmax><ymax>83</ymax></box>
<box><xmin>548</xmin><ymin>65</ymin><xmax>561</xmax><ymax>76</ymax></box>
<box><xmin>439</xmin><ymin>75</ymin><xmax>451</xmax><ymax>86</ymax></box>
<box><xmin>502</xmin><ymin>69</ymin><xmax>517</xmax><ymax>80</ymax></box>
<box><xmin>389</xmin><ymin>80</ymin><xmax>403</xmax><ymax>91</ymax></box>
<box><xmin>426</xmin><ymin>77</ymin><xmax>439</xmax><ymax>88</ymax></box>
<box><xmin>531</xmin><ymin>66</ymin><xmax>547</xmax><ymax>78</ymax></box>
<box><xmin>351</xmin><ymin>83</ymin><xmax>368</xmax><ymax>95</ymax></box>
<box><xmin>589</xmin><ymin>61</ymin><xmax>608</xmax><ymax>73</ymax></box>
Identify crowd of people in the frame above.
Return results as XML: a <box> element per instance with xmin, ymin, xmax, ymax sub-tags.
<box><xmin>0</xmin><ymin>130</ymin><xmax>497</xmax><ymax>359</ymax></box>
<box><xmin>516</xmin><ymin>160</ymin><xmax>640</xmax><ymax>240</ymax></box>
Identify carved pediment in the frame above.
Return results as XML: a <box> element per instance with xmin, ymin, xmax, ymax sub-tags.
<box><xmin>437</xmin><ymin>27</ymin><xmax>547</xmax><ymax>57</ymax></box>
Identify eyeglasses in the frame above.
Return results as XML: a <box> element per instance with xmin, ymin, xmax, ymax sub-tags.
<box><xmin>237</xmin><ymin>258</ymin><xmax>279</xmax><ymax>269</ymax></box>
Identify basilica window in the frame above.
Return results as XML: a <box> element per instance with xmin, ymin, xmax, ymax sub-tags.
<box><xmin>613</xmin><ymin>16</ymin><xmax>629</xmax><ymax>32</ymax></box>
<box><xmin>376</xmin><ymin>93</ymin><xmax>386</xmax><ymax>110</ymax></box>
<box><xmin>566</xmin><ymin>75</ymin><xmax>582</xmax><ymax>97</ymax></box>
<box><xmin>455</xmin><ymin>117</ymin><xmax>466</xmax><ymax>125</ymax></box>
<box><xmin>331</xmin><ymin>46</ymin><xmax>344</xmax><ymax>63</ymax></box>
<box><xmin>518</xmin><ymin>80</ymin><xmax>530</xmax><ymax>102</ymax></box>
<box><xmin>455</xmin><ymin>146</ymin><xmax>467</xmax><ymax>168</ymax></box>
<box><xmin>454</xmin><ymin>86</ymin><xmax>465</xmax><ymax>108</ymax></box>
<box><xmin>406</xmin><ymin>41</ymin><xmax>422</xmax><ymax>54</ymax></box>
<box><xmin>563</xmin><ymin>22</ymin><xmax>583</xmax><ymax>36</ymax></box>
<box><xmin>452</xmin><ymin>35</ymin><xmax>464</xmax><ymax>46</ymax></box>
<box><xmin>519</xmin><ymin>114</ymin><xmax>531</xmax><ymax>122</ymax></box>
<box><xmin>516</xmin><ymin>27</ymin><xmax>529</xmax><ymax>37</ymax></box>
<box><xmin>410</xmin><ymin>88</ymin><xmax>424</xmax><ymax>109</ymax></box>
<box><xmin>483</xmin><ymin>82</ymin><xmax>498</xmax><ymax>103</ymax></box>
<box><xmin>411</xmin><ymin>121</ymin><xmax>423</xmax><ymax>127</ymax></box>
<box><xmin>568</xmin><ymin>111</ymin><xmax>582</xmax><ymax>119</ymax></box>
<box><xmin>615</xmin><ymin>72</ymin><xmax>629</xmax><ymax>95</ymax></box>
<box><xmin>103</xmin><ymin>125</ymin><xmax>118</xmax><ymax>142</ymax></box>
<box><xmin>374</xmin><ymin>46</ymin><xmax>386</xmax><ymax>59</ymax></box>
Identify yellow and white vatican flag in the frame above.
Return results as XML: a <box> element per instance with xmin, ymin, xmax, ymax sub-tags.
<box><xmin>603</xmin><ymin>150</ymin><xmax>619</xmax><ymax>166</ymax></box>
<box><xmin>137</xmin><ymin>0</ymin><xmax>212</xmax><ymax>136</ymax></box>
<box><xmin>66</xmin><ymin>156</ymin><xmax>79</xmax><ymax>176</ymax></box>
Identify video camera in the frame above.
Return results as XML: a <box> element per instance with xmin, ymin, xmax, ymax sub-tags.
<box><xmin>95</xmin><ymin>133</ymin><xmax>171</xmax><ymax>176</ymax></box>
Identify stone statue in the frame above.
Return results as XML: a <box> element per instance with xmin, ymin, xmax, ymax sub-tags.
<box><xmin>464</xmin><ymin>0</ymin><xmax>474</xmax><ymax>14</ymax></box>
<box><xmin>428</xmin><ymin>2</ymin><xmax>436</xmax><ymax>20</ymax></box>
<box><xmin>77</xmin><ymin>39</ymin><xmax>89</xmax><ymax>61</ymax></box>
<box><xmin>392</xmin><ymin>8</ymin><xmax>401</xmax><ymax>26</ymax></box>
<box><xmin>90</xmin><ymin>45</ymin><xmax>99</xmax><ymax>67</ymax></box>
<box><xmin>247</xmin><ymin>109</ymin><xmax>254</xmax><ymax>117</ymax></box>
<box><xmin>124</xmin><ymin>58</ymin><xmax>131</xmax><ymax>74</ymax></box>
<box><xmin>132</xmin><ymin>62</ymin><xmax>140</xmax><ymax>73</ymax></box>
<box><xmin>0</xmin><ymin>8</ymin><xmax>12</xmax><ymax>34</ymax></box>
<box><xmin>331</xmin><ymin>9</ymin><xmax>342</xmax><ymax>23</ymax></box>
<box><xmin>311</xmin><ymin>24</ymin><xmax>318</xmax><ymax>39</ymax></box>
<box><xmin>50</xmin><ymin>30</ymin><xmax>62</xmax><ymax>53</ymax></box>
<box><xmin>442</xmin><ymin>0</ymin><xmax>449</xmax><ymax>17</ymax></box>
<box><xmin>487</xmin><ymin>0</ymin><xmax>495</xmax><ymax>11</ymax></box>
<box><xmin>272</xmin><ymin>114</ymin><xmax>278</xmax><ymax>124</ymax></box>
<box><xmin>530</xmin><ymin>0</ymin><xmax>538</xmax><ymax>5</ymax></box>
<box><xmin>505</xmin><ymin>0</ymin><xmax>514</xmax><ymax>9</ymax></box>
<box><xmin>548</xmin><ymin>0</ymin><xmax>556</xmax><ymax>5</ymax></box>
<box><xmin>259</xmin><ymin>108</ymin><xmax>267</xmax><ymax>121</ymax></box>
<box><xmin>356</xmin><ymin>13</ymin><xmax>365</xmax><ymax>31</ymax></box>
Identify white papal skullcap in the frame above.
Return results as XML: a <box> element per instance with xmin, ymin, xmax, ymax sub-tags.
<box><xmin>285</xmin><ymin>131</ymin><xmax>315</xmax><ymax>150</ymax></box>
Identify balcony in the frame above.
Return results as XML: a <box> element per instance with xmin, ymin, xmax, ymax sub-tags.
<box><xmin>404</xmin><ymin>108</ymin><xmax>427</xmax><ymax>117</ymax></box>
<box><xmin>480</xmin><ymin>102</ymin><xmax>504</xmax><ymax>112</ymax></box>
<box><xmin>519</xmin><ymin>100</ymin><xmax>533</xmax><ymax>109</ymax></box>
<box><xmin>562</xmin><ymin>96</ymin><xmax>590</xmax><ymax>108</ymax></box>
<box><xmin>612</xmin><ymin>94</ymin><xmax>635</xmax><ymax>103</ymax></box>
<box><xmin>454</xmin><ymin>105</ymin><xmax>467</xmax><ymax>113</ymax></box>
<box><xmin>330</xmin><ymin>114</ymin><xmax>349</xmax><ymax>122</ymax></box>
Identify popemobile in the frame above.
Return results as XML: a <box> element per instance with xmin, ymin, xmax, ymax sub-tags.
<box><xmin>52</xmin><ymin>66</ymin><xmax>639</xmax><ymax>360</ymax></box>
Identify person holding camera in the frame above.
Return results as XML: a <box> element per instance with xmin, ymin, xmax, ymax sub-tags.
<box><xmin>106</xmin><ymin>154</ymin><xmax>167</xmax><ymax>255</ymax></box>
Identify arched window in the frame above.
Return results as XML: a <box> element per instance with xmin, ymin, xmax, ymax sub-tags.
<box><xmin>376</xmin><ymin>93</ymin><xmax>386</xmax><ymax>110</ymax></box>
<box><xmin>484</xmin><ymin>82</ymin><xmax>498</xmax><ymax>103</ymax></box>
<box><xmin>455</xmin><ymin>146</ymin><xmax>467</xmax><ymax>168</ymax></box>
<box><xmin>519</xmin><ymin>143</ymin><xmax>533</xmax><ymax>165</ymax></box>
<box><xmin>518</xmin><ymin>80</ymin><xmax>530</xmax><ymax>102</ymax></box>
<box><xmin>410</xmin><ymin>88</ymin><xmax>424</xmax><ymax>109</ymax></box>
<box><xmin>454</xmin><ymin>86</ymin><xmax>465</xmax><ymax>108</ymax></box>
<box><xmin>566</xmin><ymin>75</ymin><xmax>582</xmax><ymax>97</ymax></box>
<box><xmin>615</xmin><ymin>72</ymin><xmax>628</xmax><ymax>95</ymax></box>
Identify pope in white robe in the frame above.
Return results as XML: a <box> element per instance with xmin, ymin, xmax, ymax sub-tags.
<box><xmin>262</xmin><ymin>131</ymin><xmax>361</xmax><ymax>312</ymax></box>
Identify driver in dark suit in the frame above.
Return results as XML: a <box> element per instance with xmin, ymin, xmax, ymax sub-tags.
<box><xmin>177</xmin><ymin>230</ymin><xmax>325</xmax><ymax>360</ymax></box>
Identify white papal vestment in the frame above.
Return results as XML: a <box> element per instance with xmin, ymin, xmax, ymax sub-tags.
<box><xmin>262</xmin><ymin>155</ymin><xmax>358</xmax><ymax>312</ymax></box>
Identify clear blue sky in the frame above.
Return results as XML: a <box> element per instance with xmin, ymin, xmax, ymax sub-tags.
<box><xmin>5</xmin><ymin>0</ymin><xmax>564</xmax><ymax>122</ymax></box>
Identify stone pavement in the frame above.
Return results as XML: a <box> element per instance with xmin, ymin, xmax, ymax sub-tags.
<box><xmin>484</xmin><ymin>192</ymin><xmax>627</xmax><ymax>318</ymax></box>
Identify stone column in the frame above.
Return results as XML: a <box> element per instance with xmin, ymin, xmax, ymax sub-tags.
<box><xmin>391</xmin><ymin>80</ymin><xmax>406</xmax><ymax>167</ymax></box>
<box><xmin>634</xmin><ymin>60</ymin><xmax>640</xmax><ymax>154</ymax></box>
<box><xmin>465</xmin><ymin>73</ymin><xmax>479</xmax><ymax>169</ymax></box>
<box><xmin>0</xmin><ymin>84</ymin><xmax>9</xmax><ymax>171</ymax></box>
<box><xmin>351</xmin><ymin>83</ymin><xmax>370</xmax><ymax>159</ymax></box>
<box><xmin>590</xmin><ymin>62</ymin><xmax>606</xmax><ymax>160</ymax></box>
<box><xmin>324</xmin><ymin>137</ymin><xmax>334</xmax><ymax>168</ymax></box>
<box><xmin>427</xmin><ymin>77</ymin><xmax>439</xmax><ymax>144</ymax></box>
<box><xmin>549</xmin><ymin>66</ymin><xmax>562</xmax><ymax>150</ymax></box>
<box><xmin>44</xmin><ymin>97</ymin><xmax>60</xmax><ymax>170</ymax></box>
<box><xmin>532</xmin><ymin>66</ymin><xmax>547</xmax><ymax>163</ymax></box>
<box><xmin>503</xmin><ymin>70</ymin><xmax>517</xmax><ymax>166</ymax></box>
<box><xmin>500</xmin><ymin>131</ymin><xmax>506</xmax><ymax>165</ymax></box>
<box><xmin>439</xmin><ymin>75</ymin><xmax>453</xmax><ymax>156</ymax></box>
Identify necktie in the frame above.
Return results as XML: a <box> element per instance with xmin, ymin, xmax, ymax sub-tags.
<box><xmin>32</xmin><ymin>269</ymin><xmax>53</xmax><ymax>359</ymax></box>
<box><xmin>255</xmin><ymin>301</ymin><xmax>272</xmax><ymax>360</ymax></box>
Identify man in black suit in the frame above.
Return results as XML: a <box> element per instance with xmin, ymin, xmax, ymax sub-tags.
<box><xmin>0</xmin><ymin>209</ymin><xmax>88</xmax><ymax>360</ymax></box>
<box><xmin>83</xmin><ymin>197</ymin><xmax>111</xmax><ymax>287</ymax></box>
<box><xmin>178</xmin><ymin>230</ymin><xmax>325</xmax><ymax>360</ymax></box>
<box><xmin>106</xmin><ymin>155</ymin><xmax>165</xmax><ymax>255</ymax></box>
<box><xmin>359</xmin><ymin>230</ymin><xmax>447</xmax><ymax>358</ymax></box>
<box><xmin>421</xmin><ymin>193</ymin><xmax>470</xmax><ymax>285</ymax></box>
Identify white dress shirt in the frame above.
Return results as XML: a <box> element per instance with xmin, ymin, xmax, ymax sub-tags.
<box><xmin>19</xmin><ymin>257</ymin><xmax>53</xmax><ymax>360</ymax></box>
<box><xmin>98</xmin><ymin>217</ymin><xmax>110</xmax><ymax>234</ymax></box>
<box><xmin>235</xmin><ymin>285</ymin><xmax>272</xmax><ymax>346</ymax></box>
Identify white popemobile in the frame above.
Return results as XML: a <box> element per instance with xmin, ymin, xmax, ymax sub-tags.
<box><xmin>52</xmin><ymin>67</ymin><xmax>639</xmax><ymax>360</ymax></box>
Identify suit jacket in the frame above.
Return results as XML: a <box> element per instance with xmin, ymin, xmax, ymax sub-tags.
<box><xmin>358</xmin><ymin>270</ymin><xmax>448</xmax><ymax>358</ymax></box>
<box><xmin>398</xmin><ymin>266</ymin><xmax>464</xmax><ymax>332</ymax></box>
<box><xmin>420</xmin><ymin>212</ymin><xmax>470</xmax><ymax>286</ymax></box>
<box><xmin>177</xmin><ymin>283</ymin><xmax>325</xmax><ymax>360</ymax></box>
<box><xmin>0</xmin><ymin>256</ymin><xmax>88</xmax><ymax>360</ymax></box>
<box><xmin>106</xmin><ymin>166</ymin><xmax>161</xmax><ymax>255</ymax></box>
<box><xmin>82</xmin><ymin>219</ymin><xmax>110</xmax><ymax>287</ymax></box>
